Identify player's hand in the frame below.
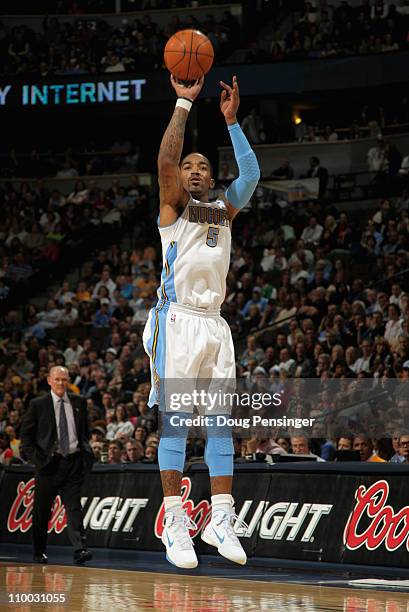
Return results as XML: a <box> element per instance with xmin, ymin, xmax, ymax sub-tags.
<box><xmin>220</xmin><ymin>75</ymin><xmax>240</xmax><ymax>125</ymax></box>
<box><xmin>170</xmin><ymin>74</ymin><xmax>204</xmax><ymax>102</ymax></box>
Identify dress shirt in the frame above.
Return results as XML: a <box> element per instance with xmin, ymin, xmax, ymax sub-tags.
<box><xmin>51</xmin><ymin>390</ymin><xmax>79</xmax><ymax>454</ymax></box>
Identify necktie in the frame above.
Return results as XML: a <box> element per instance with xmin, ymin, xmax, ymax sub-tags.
<box><xmin>59</xmin><ymin>398</ymin><xmax>69</xmax><ymax>456</ymax></box>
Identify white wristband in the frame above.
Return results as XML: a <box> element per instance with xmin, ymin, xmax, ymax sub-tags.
<box><xmin>176</xmin><ymin>97</ymin><xmax>193</xmax><ymax>112</ymax></box>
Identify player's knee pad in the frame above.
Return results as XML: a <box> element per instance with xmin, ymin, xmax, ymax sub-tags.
<box><xmin>204</xmin><ymin>433</ymin><xmax>234</xmax><ymax>477</ymax></box>
<box><xmin>158</xmin><ymin>412</ymin><xmax>189</xmax><ymax>473</ymax></box>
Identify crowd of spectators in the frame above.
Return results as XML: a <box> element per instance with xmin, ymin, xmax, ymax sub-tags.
<box><xmin>2</xmin><ymin>1</ymin><xmax>409</xmax><ymax>80</ymax></box>
<box><xmin>2</xmin><ymin>0</ymin><xmax>233</xmax><ymax>16</ymax></box>
<box><xmin>0</xmin><ymin>175</ymin><xmax>149</xmax><ymax>301</ymax></box>
<box><xmin>1</xmin><ymin>138</ymin><xmax>141</xmax><ymax>179</ymax></box>
<box><xmin>1</xmin><ymin>165</ymin><xmax>409</xmax><ymax>466</ymax></box>
<box><xmin>0</xmin><ymin>9</ymin><xmax>241</xmax><ymax>77</ymax></box>
<box><xmin>258</xmin><ymin>0</ymin><xmax>409</xmax><ymax>63</ymax></box>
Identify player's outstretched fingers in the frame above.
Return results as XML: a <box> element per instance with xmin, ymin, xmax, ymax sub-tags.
<box><xmin>220</xmin><ymin>80</ymin><xmax>233</xmax><ymax>96</ymax></box>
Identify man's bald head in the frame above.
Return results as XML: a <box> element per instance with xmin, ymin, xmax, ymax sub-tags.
<box><xmin>48</xmin><ymin>366</ymin><xmax>70</xmax><ymax>398</ymax></box>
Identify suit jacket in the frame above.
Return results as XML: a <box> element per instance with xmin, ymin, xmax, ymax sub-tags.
<box><xmin>307</xmin><ymin>166</ymin><xmax>329</xmax><ymax>196</ymax></box>
<box><xmin>20</xmin><ymin>392</ymin><xmax>94</xmax><ymax>471</ymax></box>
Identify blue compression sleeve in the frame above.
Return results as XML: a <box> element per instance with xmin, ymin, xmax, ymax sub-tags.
<box><xmin>204</xmin><ymin>417</ymin><xmax>234</xmax><ymax>477</ymax></box>
<box><xmin>225</xmin><ymin>123</ymin><xmax>260</xmax><ymax>209</ymax></box>
<box><xmin>158</xmin><ymin>412</ymin><xmax>189</xmax><ymax>472</ymax></box>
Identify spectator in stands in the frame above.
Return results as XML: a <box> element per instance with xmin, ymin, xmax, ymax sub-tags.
<box><xmin>113</xmin><ymin>404</ymin><xmax>135</xmax><ymax>438</ymax></box>
<box><xmin>0</xmin><ymin>432</ymin><xmax>13</xmax><ymax>465</ymax></box>
<box><xmin>301</xmin><ymin>216</ymin><xmax>324</xmax><ymax>246</ymax></box>
<box><xmin>367</xmin><ymin>139</ymin><xmax>387</xmax><ymax>172</ymax></box>
<box><xmin>90</xmin><ymin>441</ymin><xmax>105</xmax><ymax>463</ymax></box>
<box><xmin>303</xmin><ymin>157</ymin><xmax>329</xmax><ymax>198</ymax></box>
<box><xmin>290</xmin><ymin>434</ymin><xmax>325</xmax><ymax>461</ymax></box>
<box><xmin>384</xmin><ymin>304</ymin><xmax>403</xmax><ymax>345</ymax></box>
<box><xmin>353</xmin><ymin>434</ymin><xmax>374</xmax><ymax>461</ymax></box>
<box><xmin>218</xmin><ymin>162</ymin><xmax>235</xmax><ymax>181</ymax></box>
<box><xmin>239</xmin><ymin>335</ymin><xmax>265</xmax><ymax>367</ymax></box>
<box><xmin>58</xmin><ymin>301</ymin><xmax>79</xmax><ymax>326</ymax></box>
<box><xmin>323</xmin><ymin>126</ymin><xmax>338</xmax><ymax>142</ymax></box>
<box><xmin>134</xmin><ymin>426</ymin><xmax>147</xmax><ymax>445</ymax></box>
<box><xmin>134</xmin><ymin>402</ymin><xmax>157</xmax><ymax>433</ymax></box>
<box><xmin>55</xmin><ymin>281</ymin><xmax>75</xmax><ymax>306</ymax></box>
<box><xmin>371</xmin><ymin>0</ymin><xmax>388</xmax><ymax>19</ymax></box>
<box><xmin>337</xmin><ymin>436</ymin><xmax>353</xmax><ymax>450</ymax></box>
<box><xmin>311</xmin><ymin>423</ymin><xmax>336</xmax><ymax>460</ymax></box>
<box><xmin>56</xmin><ymin>160</ymin><xmax>78</xmax><ymax>178</ymax></box>
<box><xmin>241</xmin><ymin>108</ymin><xmax>266</xmax><ymax>145</ymax></box>
<box><xmin>5</xmin><ymin>253</ymin><xmax>33</xmax><ymax>284</ymax></box>
<box><xmin>64</xmin><ymin>337</ymin><xmax>83</xmax><ymax>366</ymax></box>
<box><xmin>92</xmin><ymin>299</ymin><xmax>112</xmax><ymax>327</ymax></box>
<box><xmin>104</xmin><ymin>55</ymin><xmax>125</xmax><ymax>73</ymax></box>
<box><xmin>275</xmin><ymin>437</ymin><xmax>290</xmax><ymax>453</ymax></box>
<box><xmin>351</xmin><ymin>340</ymin><xmax>372</xmax><ymax>374</ymax></box>
<box><xmin>270</xmin><ymin>160</ymin><xmax>294</xmax><ymax>181</ymax></box>
<box><xmin>390</xmin><ymin>430</ymin><xmax>408</xmax><ymax>462</ymax></box>
<box><xmin>111</xmin><ymin>296</ymin><xmax>134</xmax><ymax>323</ymax></box>
<box><xmin>241</xmin><ymin>287</ymin><xmax>268</xmax><ymax>317</ymax></box>
<box><xmin>108</xmin><ymin>440</ymin><xmax>125</xmax><ymax>464</ymax></box>
<box><xmin>245</xmin><ymin>434</ymin><xmax>287</xmax><ymax>456</ymax></box>
<box><xmin>92</xmin><ymin>268</ymin><xmax>116</xmax><ymax>299</ymax></box>
<box><xmin>13</xmin><ymin>350</ymin><xmax>34</xmax><ymax>380</ymax></box>
<box><xmin>142</xmin><ymin>444</ymin><xmax>158</xmax><ymax>463</ymax></box>
<box><xmin>125</xmin><ymin>440</ymin><xmax>144</xmax><ymax>463</ymax></box>
<box><xmin>36</xmin><ymin>300</ymin><xmax>61</xmax><ymax>330</ymax></box>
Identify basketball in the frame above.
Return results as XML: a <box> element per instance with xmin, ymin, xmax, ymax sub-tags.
<box><xmin>164</xmin><ymin>29</ymin><xmax>214</xmax><ymax>81</ymax></box>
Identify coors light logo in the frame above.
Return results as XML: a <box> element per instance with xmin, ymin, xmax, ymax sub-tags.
<box><xmin>344</xmin><ymin>480</ymin><xmax>409</xmax><ymax>551</ymax></box>
<box><xmin>7</xmin><ymin>478</ymin><xmax>148</xmax><ymax>534</ymax></box>
<box><xmin>154</xmin><ymin>476</ymin><xmax>332</xmax><ymax>542</ymax></box>
<box><xmin>8</xmin><ymin>479</ymin><xmax>67</xmax><ymax>534</ymax></box>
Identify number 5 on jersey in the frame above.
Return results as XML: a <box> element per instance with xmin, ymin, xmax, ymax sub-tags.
<box><xmin>206</xmin><ymin>226</ymin><xmax>219</xmax><ymax>247</ymax></box>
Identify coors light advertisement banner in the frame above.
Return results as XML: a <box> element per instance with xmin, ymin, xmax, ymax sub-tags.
<box><xmin>1</xmin><ymin>465</ymin><xmax>409</xmax><ymax>567</ymax></box>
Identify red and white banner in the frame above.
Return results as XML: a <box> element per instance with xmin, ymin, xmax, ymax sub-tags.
<box><xmin>1</xmin><ymin>464</ymin><xmax>409</xmax><ymax>567</ymax></box>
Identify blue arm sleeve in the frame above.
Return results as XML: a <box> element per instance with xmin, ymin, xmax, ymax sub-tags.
<box><xmin>225</xmin><ymin>123</ymin><xmax>260</xmax><ymax>209</ymax></box>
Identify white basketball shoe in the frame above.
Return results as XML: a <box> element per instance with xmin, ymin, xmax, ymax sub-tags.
<box><xmin>162</xmin><ymin>507</ymin><xmax>198</xmax><ymax>569</ymax></box>
<box><xmin>201</xmin><ymin>500</ymin><xmax>248</xmax><ymax>565</ymax></box>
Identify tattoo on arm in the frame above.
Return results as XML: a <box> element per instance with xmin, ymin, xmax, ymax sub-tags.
<box><xmin>158</xmin><ymin>107</ymin><xmax>188</xmax><ymax>165</ymax></box>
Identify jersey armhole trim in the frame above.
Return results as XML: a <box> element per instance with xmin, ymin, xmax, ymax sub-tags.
<box><xmin>157</xmin><ymin>214</ymin><xmax>180</xmax><ymax>229</ymax></box>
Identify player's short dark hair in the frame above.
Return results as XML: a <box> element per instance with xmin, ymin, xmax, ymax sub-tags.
<box><xmin>180</xmin><ymin>152</ymin><xmax>213</xmax><ymax>177</ymax></box>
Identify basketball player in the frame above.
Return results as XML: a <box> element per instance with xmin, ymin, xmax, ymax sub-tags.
<box><xmin>143</xmin><ymin>74</ymin><xmax>260</xmax><ymax>568</ymax></box>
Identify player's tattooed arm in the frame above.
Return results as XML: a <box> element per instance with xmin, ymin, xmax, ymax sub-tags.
<box><xmin>157</xmin><ymin>75</ymin><xmax>204</xmax><ymax>223</ymax></box>
<box><xmin>157</xmin><ymin>107</ymin><xmax>190</xmax><ymax>221</ymax></box>
<box><xmin>158</xmin><ymin>107</ymin><xmax>188</xmax><ymax>175</ymax></box>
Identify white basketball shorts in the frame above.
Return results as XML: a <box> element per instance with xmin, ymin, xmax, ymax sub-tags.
<box><xmin>142</xmin><ymin>301</ymin><xmax>236</xmax><ymax>413</ymax></box>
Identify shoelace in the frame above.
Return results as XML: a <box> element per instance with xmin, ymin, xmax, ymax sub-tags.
<box><xmin>213</xmin><ymin>510</ymin><xmax>249</xmax><ymax>538</ymax></box>
<box><xmin>166</xmin><ymin>512</ymin><xmax>197</xmax><ymax>550</ymax></box>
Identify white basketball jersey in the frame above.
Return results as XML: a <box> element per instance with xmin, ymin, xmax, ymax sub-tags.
<box><xmin>157</xmin><ymin>195</ymin><xmax>231</xmax><ymax>310</ymax></box>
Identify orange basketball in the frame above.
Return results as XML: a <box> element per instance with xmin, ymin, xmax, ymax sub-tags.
<box><xmin>164</xmin><ymin>29</ymin><xmax>214</xmax><ymax>81</ymax></box>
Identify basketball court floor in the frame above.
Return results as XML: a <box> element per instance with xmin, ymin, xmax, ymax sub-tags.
<box><xmin>1</xmin><ymin>545</ymin><xmax>409</xmax><ymax>611</ymax></box>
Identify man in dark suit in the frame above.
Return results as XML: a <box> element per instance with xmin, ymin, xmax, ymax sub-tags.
<box><xmin>305</xmin><ymin>156</ymin><xmax>329</xmax><ymax>199</ymax></box>
<box><xmin>20</xmin><ymin>366</ymin><xmax>94</xmax><ymax>564</ymax></box>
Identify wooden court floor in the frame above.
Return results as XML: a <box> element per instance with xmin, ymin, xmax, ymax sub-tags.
<box><xmin>2</xmin><ymin>564</ymin><xmax>409</xmax><ymax>612</ymax></box>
